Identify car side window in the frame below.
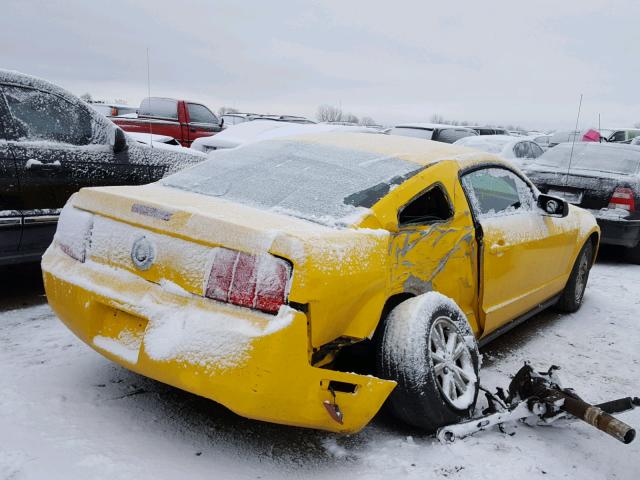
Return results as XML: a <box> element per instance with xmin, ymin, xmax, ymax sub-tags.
<box><xmin>611</xmin><ymin>131</ymin><xmax>626</xmax><ymax>142</ymax></box>
<box><xmin>2</xmin><ymin>85</ymin><xmax>93</xmax><ymax>145</ymax></box>
<box><xmin>529</xmin><ymin>142</ymin><xmax>544</xmax><ymax>158</ymax></box>
<box><xmin>462</xmin><ymin>168</ymin><xmax>535</xmax><ymax>217</ymax></box>
<box><xmin>187</xmin><ymin>103</ymin><xmax>219</xmax><ymax>125</ymax></box>
<box><xmin>513</xmin><ymin>142</ymin><xmax>527</xmax><ymax>158</ymax></box>
<box><xmin>398</xmin><ymin>184</ymin><xmax>453</xmax><ymax>226</ymax></box>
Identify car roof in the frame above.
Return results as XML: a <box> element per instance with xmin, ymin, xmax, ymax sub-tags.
<box><xmin>393</xmin><ymin>123</ymin><xmax>477</xmax><ymax>131</ymax></box>
<box><xmin>460</xmin><ymin>134</ymin><xmax>519</xmax><ymax>143</ymax></box>
<box><xmin>555</xmin><ymin>141</ymin><xmax>640</xmax><ymax>152</ymax></box>
<box><xmin>0</xmin><ymin>69</ymin><xmax>82</xmax><ymax>106</ymax></box>
<box><xmin>274</xmin><ymin>131</ymin><xmax>507</xmax><ymax>170</ymax></box>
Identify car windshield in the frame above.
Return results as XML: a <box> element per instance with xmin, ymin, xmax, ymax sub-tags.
<box><xmin>162</xmin><ymin>139</ymin><xmax>423</xmax><ymax>225</ymax></box>
<box><xmin>531</xmin><ymin>144</ymin><xmax>640</xmax><ymax>175</ymax></box>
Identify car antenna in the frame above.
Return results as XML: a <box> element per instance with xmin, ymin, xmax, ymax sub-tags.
<box><xmin>565</xmin><ymin>93</ymin><xmax>583</xmax><ymax>186</ymax></box>
<box><xmin>598</xmin><ymin>113</ymin><xmax>602</xmax><ymax>143</ymax></box>
<box><xmin>146</xmin><ymin>47</ymin><xmax>153</xmax><ymax>149</ymax></box>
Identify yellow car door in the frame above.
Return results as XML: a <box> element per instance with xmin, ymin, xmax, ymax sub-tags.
<box><xmin>384</xmin><ymin>163</ymin><xmax>480</xmax><ymax>333</ymax></box>
<box><xmin>461</xmin><ymin>167</ymin><xmax>577</xmax><ymax>336</ymax></box>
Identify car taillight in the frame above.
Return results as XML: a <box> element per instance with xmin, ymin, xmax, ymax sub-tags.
<box><xmin>54</xmin><ymin>204</ymin><xmax>94</xmax><ymax>262</ymax></box>
<box><xmin>110</xmin><ymin>107</ymin><xmax>118</xmax><ymax>116</ymax></box>
<box><xmin>204</xmin><ymin>248</ymin><xmax>292</xmax><ymax>314</ymax></box>
<box><xmin>608</xmin><ymin>187</ymin><xmax>636</xmax><ymax>212</ymax></box>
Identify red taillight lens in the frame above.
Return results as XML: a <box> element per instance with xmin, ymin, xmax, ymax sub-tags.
<box><xmin>111</xmin><ymin>107</ymin><xmax>118</xmax><ymax>116</ymax></box>
<box><xmin>608</xmin><ymin>187</ymin><xmax>635</xmax><ymax>212</ymax></box>
<box><xmin>204</xmin><ymin>248</ymin><xmax>292</xmax><ymax>314</ymax></box>
<box><xmin>228</xmin><ymin>253</ymin><xmax>258</xmax><ymax>308</ymax></box>
<box><xmin>55</xmin><ymin>204</ymin><xmax>94</xmax><ymax>262</ymax></box>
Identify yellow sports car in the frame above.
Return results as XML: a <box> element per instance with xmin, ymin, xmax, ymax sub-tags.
<box><xmin>43</xmin><ymin>133</ymin><xmax>599</xmax><ymax>434</ymax></box>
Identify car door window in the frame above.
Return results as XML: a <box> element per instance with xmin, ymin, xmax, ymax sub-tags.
<box><xmin>610</xmin><ymin>131</ymin><xmax>626</xmax><ymax>142</ymax></box>
<box><xmin>2</xmin><ymin>85</ymin><xmax>92</xmax><ymax>145</ymax></box>
<box><xmin>187</xmin><ymin>103</ymin><xmax>219</xmax><ymax>125</ymax></box>
<box><xmin>513</xmin><ymin>142</ymin><xmax>528</xmax><ymax>158</ymax></box>
<box><xmin>528</xmin><ymin>142</ymin><xmax>544</xmax><ymax>158</ymax></box>
<box><xmin>398</xmin><ymin>184</ymin><xmax>453</xmax><ymax>226</ymax></box>
<box><xmin>462</xmin><ymin>168</ymin><xmax>535</xmax><ymax>217</ymax></box>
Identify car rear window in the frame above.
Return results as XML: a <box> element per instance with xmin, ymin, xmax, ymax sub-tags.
<box><xmin>434</xmin><ymin>128</ymin><xmax>477</xmax><ymax>144</ymax></box>
<box><xmin>162</xmin><ymin>139</ymin><xmax>423</xmax><ymax>226</ymax></box>
<box><xmin>532</xmin><ymin>144</ymin><xmax>640</xmax><ymax>175</ymax></box>
<box><xmin>139</xmin><ymin>98</ymin><xmax>178</xmax><ymax>119</ymax></box>
<box><xmin>391</xmin><ymin>127</ymin><xmax>433</xmax><ymax>140</ymax></box>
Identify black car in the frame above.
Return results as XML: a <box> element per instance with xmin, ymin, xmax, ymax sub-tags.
<box><xmin>390</xmin><ymin>123</ymin><xmax>478</xmax><ymax>144</ymax></box>
<box><xmin>524</xmin><ymin>142</ymin><xmax>640</xmax><ymax>262</ymax></box>
<box><xmin>0</xmin><ymin>70</ymin><xmax>203</xmax><ymax>266</ymax></box>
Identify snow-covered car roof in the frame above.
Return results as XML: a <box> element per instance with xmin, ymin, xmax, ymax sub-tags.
<box><xmin>191</xmin><ymin>120</ymin><xmax>380</xmax><ymax>152</ymax></box>
<box><xmin>0</xmin><ymin>69</ymin><xmax>115</xmax><ymax>146</ymax></box>
<box><xmin>454</xmin><ymin>135</ymin><xmax>520</xmax><ymax>156</ymax></box>
<box><xmin>393</xmin><ymin>123</ymin><xmax>477</xmax><ymax>131</ymax></box>
<box><xmin>127</xmin><ymin>132</ymin><xmax>206</xmax><ymax>158</ymax></box>
<box><xmin>191</xmin><ymin>119</ymin><xmax>294</xmax><ymax>151</ymax></box>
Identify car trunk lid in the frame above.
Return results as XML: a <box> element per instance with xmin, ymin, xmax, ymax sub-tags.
<box><xmin>527</xmin><ymin>167</ymin><xmax>635</xmax><ymax>210</ymax></box>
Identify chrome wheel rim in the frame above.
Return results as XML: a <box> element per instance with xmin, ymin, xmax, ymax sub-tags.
<box><xmin>574</xmin><ymin>251</ymin><xmax>590</xmax><ymax>303</ymax></box>
<box><xmin>429</xmin><ymin>316</ymin><xmax>475</xmax><ymax>407</ymax></box>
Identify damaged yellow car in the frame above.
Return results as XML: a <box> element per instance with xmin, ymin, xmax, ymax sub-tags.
<box><xmin>43</xmin><ymin>132</ymin><xmax>600</xmax><ymax>434</ymax></box>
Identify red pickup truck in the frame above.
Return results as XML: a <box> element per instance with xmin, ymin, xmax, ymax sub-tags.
<box><xmin>112</xmin><ymin>97</ymin><xmax>223</xmax><ymax>147</ymax></box>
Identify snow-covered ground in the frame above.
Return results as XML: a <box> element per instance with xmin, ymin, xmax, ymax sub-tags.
<box><xmin>1</xmin><ymin>252</ymin><xmax>639</xmax><ymax>480</ymax></box>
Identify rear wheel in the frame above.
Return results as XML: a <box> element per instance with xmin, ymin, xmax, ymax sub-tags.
<box><xmin>555</xmin><ymin>241</ymin><xmax>594</xmax><ymax>313</ymax></box>
<box><xmin>376</xmin><ymin>292</ymin><xmax>479</xmax><ymax>432</ymax></box>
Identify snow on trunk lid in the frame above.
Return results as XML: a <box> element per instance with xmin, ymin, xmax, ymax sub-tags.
<box><xmin>88</xmin><ymin>214</ymin><xmax>214</xmax><ymax>296</ymax></box>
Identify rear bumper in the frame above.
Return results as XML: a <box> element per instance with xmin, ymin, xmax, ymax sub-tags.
<box><xmin>592</xmin><ymin>215</ymin><xmax>640</xmax><ymax>248</ymax></box>
<box><xmin>42</xmin><ymin>247</ymin><xmax>395</xmax><ymax>433</ymax></box>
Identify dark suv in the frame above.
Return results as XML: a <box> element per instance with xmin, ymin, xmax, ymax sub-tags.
<box><xmin>0</xmin><ymin>70</ymin><xmax>203</xmax><ymax>266</ymax></box>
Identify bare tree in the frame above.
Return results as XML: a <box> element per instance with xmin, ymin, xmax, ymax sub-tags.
<box><xmin>316</xmin><ymin>104</ymin><xmax>343</xmax><ymax>122</ymax></box>
<box><xmin>342</xmin><ymin>112</ymin><xmax>359</xmax><ymax>124</ymax></box>
<box><xmin>218</xmin><ymin>106</ymin><xmax>240</xmax><ymax>116</ymax></box>
<box><xmin>359</xmin><ymin>116</ymin><xmax>377</xmax><ymax>126</ymax></box>
<box><xmin>430</xmin><ymin>113</ymin><xmax>447</xmax><ymax>124</ymax></box>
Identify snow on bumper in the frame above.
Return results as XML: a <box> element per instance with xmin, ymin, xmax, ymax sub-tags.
<box><xmin>42</xmin><ymin>246</ymin><xmax>395</xmax><ymax>433</ymax></box>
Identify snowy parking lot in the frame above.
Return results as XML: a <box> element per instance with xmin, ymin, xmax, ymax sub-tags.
<box><xmin>1</xmin><ymin>248</ymin><xmax>639</xmax><ymax>480</ymax></box>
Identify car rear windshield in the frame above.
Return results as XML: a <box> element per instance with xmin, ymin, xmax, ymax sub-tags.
<box><xmin>435</xmin><ymin>128</ymin><xmax>477</xmax><ymax>144</ymax></box>
<box><xmin>162</xmin><ymin>139</ymin><xmax>423</xmax><ymax>225</ymax></box>
<box><xmin>532</xmin><ymin>144</ymin><xmax>640</xmax><ymax>175</ymax></box>
<box><xmin>139</xmin><ymin>98</ymin><xmax>178</xmax><ymax>119</ymax></box>
<box><xmin>391</xmin><ymin>127</ymin><xmax>433</xmax><ymax>140</ymax></box>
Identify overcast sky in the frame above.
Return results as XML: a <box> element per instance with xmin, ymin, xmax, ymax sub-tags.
<box><xmin>3</xmin><ymin>0</ymin><xmax>639</xmax><ymax>130</ymax></box>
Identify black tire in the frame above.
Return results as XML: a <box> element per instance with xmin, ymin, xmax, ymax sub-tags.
<box><xmin>625</xmin><ymin>243</ymin><xmax>640</xmax><ymax>264</ymax></box>
<box><xmin>376</xmin><ymin>292</ymin><xmax>480</xmax><ymax>432</ymax></box>
<box><xmin>555</xmin><ymin>240</ymin><xmax>594</xmax><ymax>313</ymax></box>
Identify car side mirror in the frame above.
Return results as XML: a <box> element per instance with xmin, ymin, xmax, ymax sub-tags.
<box><xmin>113</xmin><ymin>127</ymin><xmax>128</xmax><ymax>154</ymax></box>
<box><xmin>537</xmin><ymin>194</ymin><xmax>569</xmax><ymax>217</ymax></box>
<box><xmin>219</xmin><ymin>117</ymin><xmax>225</xmax><ymax>128</ymax></box>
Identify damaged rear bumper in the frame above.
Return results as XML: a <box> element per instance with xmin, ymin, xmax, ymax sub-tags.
<box><xmin>42</xmin><ymin>247</ymin><xmax>395</xmax><ymax>433</ymax></box>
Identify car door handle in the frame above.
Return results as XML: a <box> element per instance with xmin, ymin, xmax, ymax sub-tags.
<box><xmin>25</xmin><ymin>159</ymin><xmax>62</xmax><ymax>170</ymax></box>
<box><xmin>489</xmin><ymin>240</ymin><xmax>511</xmax><ymax>255</ymax></box>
